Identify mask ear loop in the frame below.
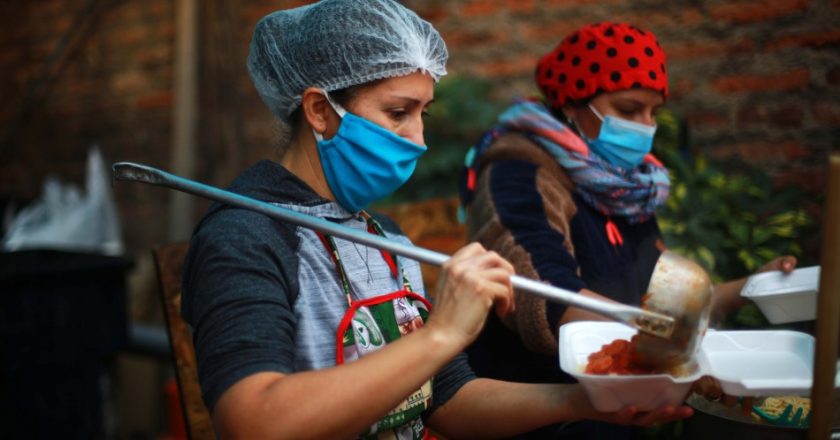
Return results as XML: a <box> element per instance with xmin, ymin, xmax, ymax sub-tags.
<box><xmin>569</xmin><ymin>108</ymin><xmax>597</xmax><ymax>144</ymax></box>
<box><xmin>322</xmin><ymin>90</ymin><xmax>347</xmax><ymax>117</ymax></box>
<box><xmin>313</xmin><ymin>89</ymin><xmax>347</xmax><ymax>142</ymax></box>
<box><xmin>588</xmin><ymin>104</ymin><xmax>606</xmax><ymax>122</ymax></box>
<box><xmin>565</xmin><ymin>104</ymin><xmax>603</xmax><ymax>142</ymax></box>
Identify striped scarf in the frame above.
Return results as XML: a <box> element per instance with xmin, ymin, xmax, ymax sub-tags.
<box><xmin>460</xmin><ymin>100</ymin><xmax>670</xmax><ymax>224</ymax></box>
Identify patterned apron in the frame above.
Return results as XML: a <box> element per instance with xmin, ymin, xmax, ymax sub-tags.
<box><xmin>318</xmin><ymin>213</ymin><xmax>434</xmax><ymax>440</ymax></box>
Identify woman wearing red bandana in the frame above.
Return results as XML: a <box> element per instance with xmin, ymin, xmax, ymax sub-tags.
<box><xmin>459</xmin><ymin>22</ymin><xmax>797</xmax><ymax>439</ymax></box>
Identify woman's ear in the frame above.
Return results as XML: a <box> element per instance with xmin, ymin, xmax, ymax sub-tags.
<box><xmin>300</xmin><ymin>87</ymin><xmax>331</xmax><ymax>136</ymax></box>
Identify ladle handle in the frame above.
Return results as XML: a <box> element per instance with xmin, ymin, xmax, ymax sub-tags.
<box><xmin>112</xmin><ymin>162</ymin><xmax>674</xmax><ymax>338</ymax></box>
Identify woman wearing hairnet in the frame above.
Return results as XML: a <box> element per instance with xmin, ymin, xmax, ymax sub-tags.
<box><xmin>459</xmin><ymin>22</ymin><xmax>797</xmax><ymax>439</ymax></box>
<box><xmin>182</xmin><ymin>3</ymin><xmax>692</xmax><ymax>439</ymax></box>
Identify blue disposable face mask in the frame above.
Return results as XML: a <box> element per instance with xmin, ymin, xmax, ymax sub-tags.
<box><xmin>581</xmin><ymin>105</ymin><xmax>657</xmax><ymax>170</ymax></box>
<box><xmin>314</xmin><ymin>92</ymin><xmax>427</xmax><ymax>213</ymax></box>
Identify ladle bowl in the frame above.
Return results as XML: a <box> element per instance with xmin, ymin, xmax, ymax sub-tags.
<box><xmin>632</xmin><ymin>250</ymin><xmax>713</xmax><ymax>369</ymax></box>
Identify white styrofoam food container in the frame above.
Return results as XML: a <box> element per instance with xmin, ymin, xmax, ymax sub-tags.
<box><xmin>740</xmin><ymin>265</ymin><xmax>820</xmax><ymax>323</ymax></box>
<box><xmin>558</xmin><ymin>321</ymin><xmax>815</xmax><ymax>412</ymax></box>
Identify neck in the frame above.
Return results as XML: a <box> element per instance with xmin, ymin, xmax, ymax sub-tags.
<box><xmin>281</xmin><ymin>136</ymin><xmax>334</xmax><ymax>200</ymax></box>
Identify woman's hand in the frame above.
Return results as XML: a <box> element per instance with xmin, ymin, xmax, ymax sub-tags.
<box><xmin>712</xmin><ymin>255</ymin><xmax>799</xmax><ymax>320</ymax></box>
<box><xmin>601</xmin><ymin>405</ymin><xmax>694</xmax><ymax>426</ymax></box>
<box><xmin>424</xmin><ymin>242</ymin><xmax>515</xmax><ymax>349</ymax></box>
<box><xmin>569</xmin><ymin>385</ymin><xmax>693</xmax><ymax>426</ymax></box>
<box><xmin>430</xmin><ymin>380</ymin><xmax>693</xmax><ymax>438</ymax></box>
<box><xmin>691</xmin><ymin>375</ymin><xmax>722</xmax><ymax>401</ymax></box>
<box><xmin>756</xmin><ymin>255</ymin><xmax>797</xmax><ymax>274</ymax></box>
<box><xmin>690</xmin><ymin>375</ymin><xmax>754</xmax><ymax>416</ymax></box>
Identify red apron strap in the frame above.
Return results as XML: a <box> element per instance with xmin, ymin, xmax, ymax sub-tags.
<box><xmin>367</xmin><ymin>221</ymin><xmax>398</xmax><ymax>278</ymax></box>
<box><xmin>335</xmin><ymin>291</ymin><xmax>431</xmax><ymax>365</ymax></box>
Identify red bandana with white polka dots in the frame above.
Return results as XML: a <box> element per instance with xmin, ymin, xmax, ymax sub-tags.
<box><xmin>536</xmin><ymin>22</ymin><xmax>668</xmax><ymax>108</ymax></box>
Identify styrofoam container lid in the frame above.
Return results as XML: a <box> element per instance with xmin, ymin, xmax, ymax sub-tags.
<box><xmin>740</xmin><ymin>266</ymin><xmax>819</xmax><ymax>324</ymax></box>
<box><xmin>697</xmin><ymin>329</ymin><xmax>814</xmax><ymax>396</ymax></box>
<box><xmin>559</xmin><ymin>322</ymin><xmax>816</xmax><ymax>412</ymax></box>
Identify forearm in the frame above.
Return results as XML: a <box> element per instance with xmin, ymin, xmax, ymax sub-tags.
<box><xmin>428</xmin><ymin>379</ymin><xmax>592</xmax><ymax>439</ymax></box>
<box><xmin>213</xmin><ymin>325</ymin><xmax>462</xmax><ymax>440</ymax></box>
<box><xmin>711</xmin><ymin>256</ymin><xmax>798</xmax><ymax>324</ymax></box>
<box><xmin>711</xmin><ymin>278</ymin><xmax>748</xmax><ymax>323</ymax></box>
<box><xmin>558</xmin><ymin>288</ymin><xmax>617</xmax><ymax>326</ymax></box>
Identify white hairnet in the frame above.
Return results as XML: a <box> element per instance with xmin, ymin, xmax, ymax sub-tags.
<box><xmin>247</xmin><ymin>0</ymin><xmax>449</xmax><ymax>122</ymax></box>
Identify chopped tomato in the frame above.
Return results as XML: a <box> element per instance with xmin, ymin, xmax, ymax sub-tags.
<box><xmin>585</xmin><ymin>337</ymin><xmax>656</xmax><ymax>375</ymax></box>
<box><xmin>586</xmin><ymin>353</ymin><xmax>614</xmax><ymax>374</ymax></box>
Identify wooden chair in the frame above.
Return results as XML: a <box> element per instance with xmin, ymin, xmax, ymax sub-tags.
<box><xmin>152</xmin><ymin>243</ymin><xmax>215</xmax><ymax>440</ymax></box>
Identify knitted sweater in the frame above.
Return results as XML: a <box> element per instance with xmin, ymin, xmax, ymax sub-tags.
<box><xmin>464</xmin><ymin>132</ymin><xmax>664</xmax><ymax>384</ymax></box>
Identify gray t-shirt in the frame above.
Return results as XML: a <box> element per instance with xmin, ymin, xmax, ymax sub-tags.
<box><xmin>182</xmin><ymin>160</ymin><xmax>475</xmax><ymax>418</ymax></box>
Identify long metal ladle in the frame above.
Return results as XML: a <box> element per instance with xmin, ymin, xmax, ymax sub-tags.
<box><xmin>112</xmin><ymin>162</ymin><xmax>675</xmax><ymax>339</ymax></box>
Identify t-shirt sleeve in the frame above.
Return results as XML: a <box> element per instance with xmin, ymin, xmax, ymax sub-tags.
<box><xmin>182</xmin><ymin>208</ymin><xmax>300</xmax><ymax>411</ymax></box>
<box><xmin>425</xmin><ymin>352</ymin><xmax>477</xmax><ymax>418</ymax></box>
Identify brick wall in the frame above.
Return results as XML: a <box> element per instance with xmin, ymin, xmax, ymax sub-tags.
<box><xmin>1</xmin><ymin>0</ymin><xmax>837</xmax><ymax>256</ymax></box>
<box><xmin>0</xmin><ymin>0</ymin><xmax>177</xmax><ymax>251</ymax></box>
<box><xmin>415</xmin><ymin>0</ymin><xmax>839</xmax><ymax>196</ymax></box>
